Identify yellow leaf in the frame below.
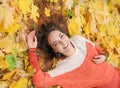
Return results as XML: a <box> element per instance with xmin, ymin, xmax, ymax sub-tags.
<box><xmin>0</xmin><ymin>81</ymin><xmax>8</xmax><ymax>88</ymax></box>
<box><xmin>2</xmin><ymin>71</ymin><xmax>15</xmax><ymax>80</ymax></box>
<box><xmin>65</xmin><ymin>0</ymin><xmax>74</xmax><ymax>10</ymax></box>
<box><xmin>30</xmin><ymin>3</ymin><xmax>39</xmax><ymax>22</ymax></box>
<box><xmin>0</xmin><ymin>1</ymin><xmax>15</xmax><ymax>29</ymax></box>
<box><xmin>0</xmin><ymin>50</ymin><xmax>5</xmax><ymax>58</ymax></box>
<box><xmin>9</xmin><ymin>81</ymin><xmax>16</xmax><ymax>88</ymax></box>
<box><xmin>18</xmin><ymin>0</ymin><xmax>32</xmax><ymax>15</ymax></box>
<box><xmin>68</xmin><ymin>17</ymin><xmax>84</xmax><ymax>36</ymax></box>
<box><xmin>0</xmin><ymin>6</ymin><xmax>5</xmax><ymax>23</ymax></box>
<box><xmin>14</xmin><ymin>78</ymin><xmax>28</xmax><ymax>88</ymax></box>
<box><xmin>4</xmin><ymin>8</ymin><xmax>15</xmax><ymax>29</ymax></box>
<box><xmin>0</xmin><ymin>23</ymin><xmax>21</xmax><ymax>35</ymax></box>
<box><xmin>0</xmin><ymin>57</ymin><xmax>8</xmax><ymax>70</ymax></box>
<box><xmin>105</xmin><ymin>25</ymin><xmax>119</xmax><ymax>36</ymax></box>
<box><xmin>50</xmin><ymin>0</ymin><xmax>58</xmax><ymax>3</ymax></box>
<box><xmin>0</xmin><ymin>35</ymin><xmax>14</xmax><ymax>49</ymax></box>
<box><xmin>90</xmin><ymin>14</ymin><xmax>98</xmax><ymax>34</ymax></box>
<box><xmin>44</xmin><ymin>7</ymin><xmax>51</xmax><ymax>17</ymax></box>
<box><xmin>84</xmin><ymin>22</ymin><xmax>90</xmax><ymax>34</ymax></box>
<box><xmin>68</xmin><ymin>17</ymin><xmax>78</xmax><ymax>36</ymax></box>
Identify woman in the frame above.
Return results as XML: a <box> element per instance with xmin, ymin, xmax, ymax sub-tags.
<box><xmin>27</xmin><ymin>22</ymin><xmax>120</xmax><ymax>88</ymax></box>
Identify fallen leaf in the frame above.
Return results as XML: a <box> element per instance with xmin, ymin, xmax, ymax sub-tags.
<box><xmin>30</xmin><ymin>3</ymin><xmax>39</xmax><ymax>22</ymax></box>
<box><xmin>2</xmin><ymin>70</ymin><xmax>15</xmax><ymax>80</ymax></box>
<box><xmin>65</xmin><ymin>0</ymin><xmax>74</xmax><ymax>10</ymax></box>
<box><xmin>0</xmin><ymin>81</ymin><xmax>8</xmax><ymax>88</ymax></box>
<box><xmin>18</xmin><ymin>0</ymin><xmax>32</xmax><ymax>15</ymax></box>
<box><xmin>44</xmin><ymin>7</ymin><xmax>51</xmax><ymax>17</ymax></box>
<box><xmin>14</xmin><ymin>78</ymin><xmax>28</xmax><ymax>88</ymax></box>
<box><xmin>5</xmin><ymin>54</ymin><xmax>16</xmax><ymax>70</ymax></box>
<box><xmin>0</xmin><ymin>57</ymin><xmax>8</xmax><ymax>70</ymax></box>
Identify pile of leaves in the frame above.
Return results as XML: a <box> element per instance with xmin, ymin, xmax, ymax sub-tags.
<box><xmin>0</xmin><ymin>0</ymin><xmax>120</xmax><ymax>88</ymax></box>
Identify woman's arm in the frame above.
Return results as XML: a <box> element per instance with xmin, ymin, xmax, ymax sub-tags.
<box><xmin>27</xmin><ymin>30</ymin><xmax>40</xmax><ymax>71</ymax></box>
<box><xmin>27</xmin><ymin>31</ymin><xmax>57</xmax><ymax>87</ymax></box>
<box><xmin>28</xmin><ymin>48</ymin><xmax>40</xmax><ymax>72</ymax></box>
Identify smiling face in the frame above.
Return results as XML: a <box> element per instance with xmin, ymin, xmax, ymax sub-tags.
<box><xmin>48</xmin><ymin>30</ymin><xmax>75</xmax><ymax>57</ymax></box>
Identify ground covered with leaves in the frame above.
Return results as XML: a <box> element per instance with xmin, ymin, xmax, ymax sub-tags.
<box><xmin>0</xmin><ymin>0</ymin><xmax>120</xmax><ymax>88</ymax></box>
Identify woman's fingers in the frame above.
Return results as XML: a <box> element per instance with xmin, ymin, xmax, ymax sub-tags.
<box><xmin>92</xmin><ymin>55</ymin><xmax>106</xmax><ymax>64</ymax></box>
<box><xmin>27</xmin><ymin>30</ymin><xmax>37</xmax><ymax>48</ymax></box>
<box><xmin>92</xmin><ymin>58</ymin><xmax>103</xmax><ymax>64</ymax></box>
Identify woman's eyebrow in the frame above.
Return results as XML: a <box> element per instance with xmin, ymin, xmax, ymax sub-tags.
<box><xmin>52</xmin><ymin>33</ymin><xmax>61</xmax><ymax>46</ymax></box>
<box><xmin>59</xmin><ymin>32</ymin><xmax>62</xmax><ymax>37</ymax></box>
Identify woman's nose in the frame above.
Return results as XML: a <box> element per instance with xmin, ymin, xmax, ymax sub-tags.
<box><xmin>59</xmin><ymin>39</ymin><xmax>66</xmax><ymax>45</ymax></box>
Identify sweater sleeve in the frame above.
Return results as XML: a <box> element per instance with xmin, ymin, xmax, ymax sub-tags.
<box><xmin>28</xmin><ymin>51</ymin><xmax>40</xmax><ymax>72</ymax></box>
<box><xmin>28</xmin><ymin>50</ymin><xmax>57</xmax><ymax>87</ymax></box>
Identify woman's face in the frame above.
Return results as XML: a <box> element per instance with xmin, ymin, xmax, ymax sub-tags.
<box><xmin>48</xmin><ymin>30</ymin><xmax>73</xmax><ymax>56</ymax></box>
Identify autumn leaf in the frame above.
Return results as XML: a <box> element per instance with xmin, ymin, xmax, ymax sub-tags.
<box><xmin>0</xmin><ymin>35</ymin><xmax>14</xmax><ymax>50</ymax></box>
<box><xmin>90</xmin><ymin>13</ymin><xmax>98</xmax><ymax>34</ymax></box>
<box><xmin>44</xmin><ymin>7</ymin><xmax>51</xmax><ymax>17</ymax></box>
<box><xmin>65</xmin><ymin>0</ymin><xmax>74</xmax><ymax>10</ymax></box>
<box><xmin>30</xmin><ymin>3</ymin><xmax>40</xmax><ymax>22</ymax></box>
<box><xmin>0</xmin><ymin>57</ymin><xmax>8</xmax><ymax>70</ymax></box>
<box><xmin>0</xmin><ymin>81</ymin><xmax>8</xmax><ymax>88</ymax></box>
<box><xmin>5</xmin><ymin>54</ymin><xmax>16</xmax><ymax>70</ymax></box>
<box><xmin>0</xmin><ymin>1</ymin><xmax>15</xmax><ymax>29</ymax></box>
<box><xmin>0</xmin><ymin>23</ymin><xmax>21</xmax><ymax>35</ymax></box>
<box><xmin>84</xmin><ymin>21</ymin><xmax>90</xmax><ymax>34</ymax></box>
<box><xmin>14</xmin><ymin>78</ymin><xmax>28</xmax><ymax>88</ymax></box>
<box><xmin>2</xmin><ymin>70</ymin><xmax>15</xmax><ymax>80</ymax></box>
<box><xmin>18</xmin><ymin>0</ymin><xmax>32</xmax><ymax>15</ymax></box>
<box><xmin>50</xmin><ymin>0</ymin><xmax>58</xmax><ymax>3</ymax></box>
<box><xmin>68</xmin><ymin>17</ymin><xmax>79</xmax><ymax>36</ymax></box>
<box><xmin>9</xmin><ymin>81</ymin><xmax>16</xmax><ymax>88</ymax></box>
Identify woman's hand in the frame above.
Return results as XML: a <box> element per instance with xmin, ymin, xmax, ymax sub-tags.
<box><xmin>27</xmin><ymin>30</ymin><xmax>37</xmax><ymax>48</ymax></box>
<box><xmin>92</xmin><ymin>54</ymin><xmax>107</xmax><ymax>64</ymax></box>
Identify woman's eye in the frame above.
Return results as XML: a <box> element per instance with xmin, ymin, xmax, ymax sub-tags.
<box><xmin>54</xmin><ymin>42</ymin><xmax>57</xmax><ymax>46</ymax></box>
<box><xmin>60</xmin><ymin>34</ymin><xmax>64</xmax><ymax>38</ymax></box>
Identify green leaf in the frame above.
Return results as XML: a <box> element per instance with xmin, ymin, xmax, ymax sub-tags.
<box><xmin>5</xmin><ymin>54</ymin><xmax>16</xmax><ymax>70</ymax></box>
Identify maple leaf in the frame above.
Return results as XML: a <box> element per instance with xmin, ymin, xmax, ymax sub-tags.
<box><xmin>0</xmin><ymin>35</ymin><xmax>14</xmax><ymax>52</ymax></box>
<box><xmin>18</xmin><ymin>28</ymin><xmax>28</xmax><ymax>50</ymax></box>
<box><xmin>18</xmin><ymin>0</ymin><xmax>32</xmax><ymax>15</ymax></box>
<box><xmin>90</xmin><ymin>13</ymin><xmax>98</xmax><ymax>34</ymax></box>
<box><xmin>14</xmin><ymin>78</ymin><xmax>28</xmax><ymax>88</ymax></box>
<box><xmin>2</xmin><ymin>70</ymin><xmax>15</xmax><ymax>80</ymax></box>
<box><xmin>4</xmin><ymin>7</ymin><xmax>15</xmax><ymax>29</ymax></box>
<box><xmin>68</xmin><ymin>16</ymin><xmax>85</xmax><ymax>36</ymax></box>
<box><xmin>68</xmin><ymin>17</ymin><xmax>79</xmax><ymax>36</ymax></box>
<box><xmin>84</xmin><ymin>21</ymin><xmax>90</xmax><ymax>34</ymax></box>
<box><xmin>30</xmin><ymin>3</ymin><xmax>40</xmax><ymax>22</ymax></box>
<box><xmin>65</xmin><ymin>0</ymin><xmax>74</xmax><ymax>10</ymax></box>
<box><xmin>0</xmin><ymin>57</ymin><xmax>8</xmax><ymax>70</ymax></box>
<box><xmin>0</xmin><ymin>23</ymin><xmax>21</xmax><ymax>35</ymax></box>
<box><xmin>0</xmin><ymin>1</ymin><xmax>15</xmax><ymax>29</ymax></box>
<box><xmin>0</xmin><ymin>81</ymin><xmax>8</xmax><ymax>88</ymax></box>
<box><xmin>50</xmin><ymin>0</ymin><xmax>58</xmax><ymax>3</ymax></box>
<box><xmin>44</xmin><ymin>7</ymin><xmax>51</xmax><ymax>17</ymax></box>
<box><xmin>5</xmin><ymin>54</ymin><xmax>16</xmax><ymax>70</ymax></box>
